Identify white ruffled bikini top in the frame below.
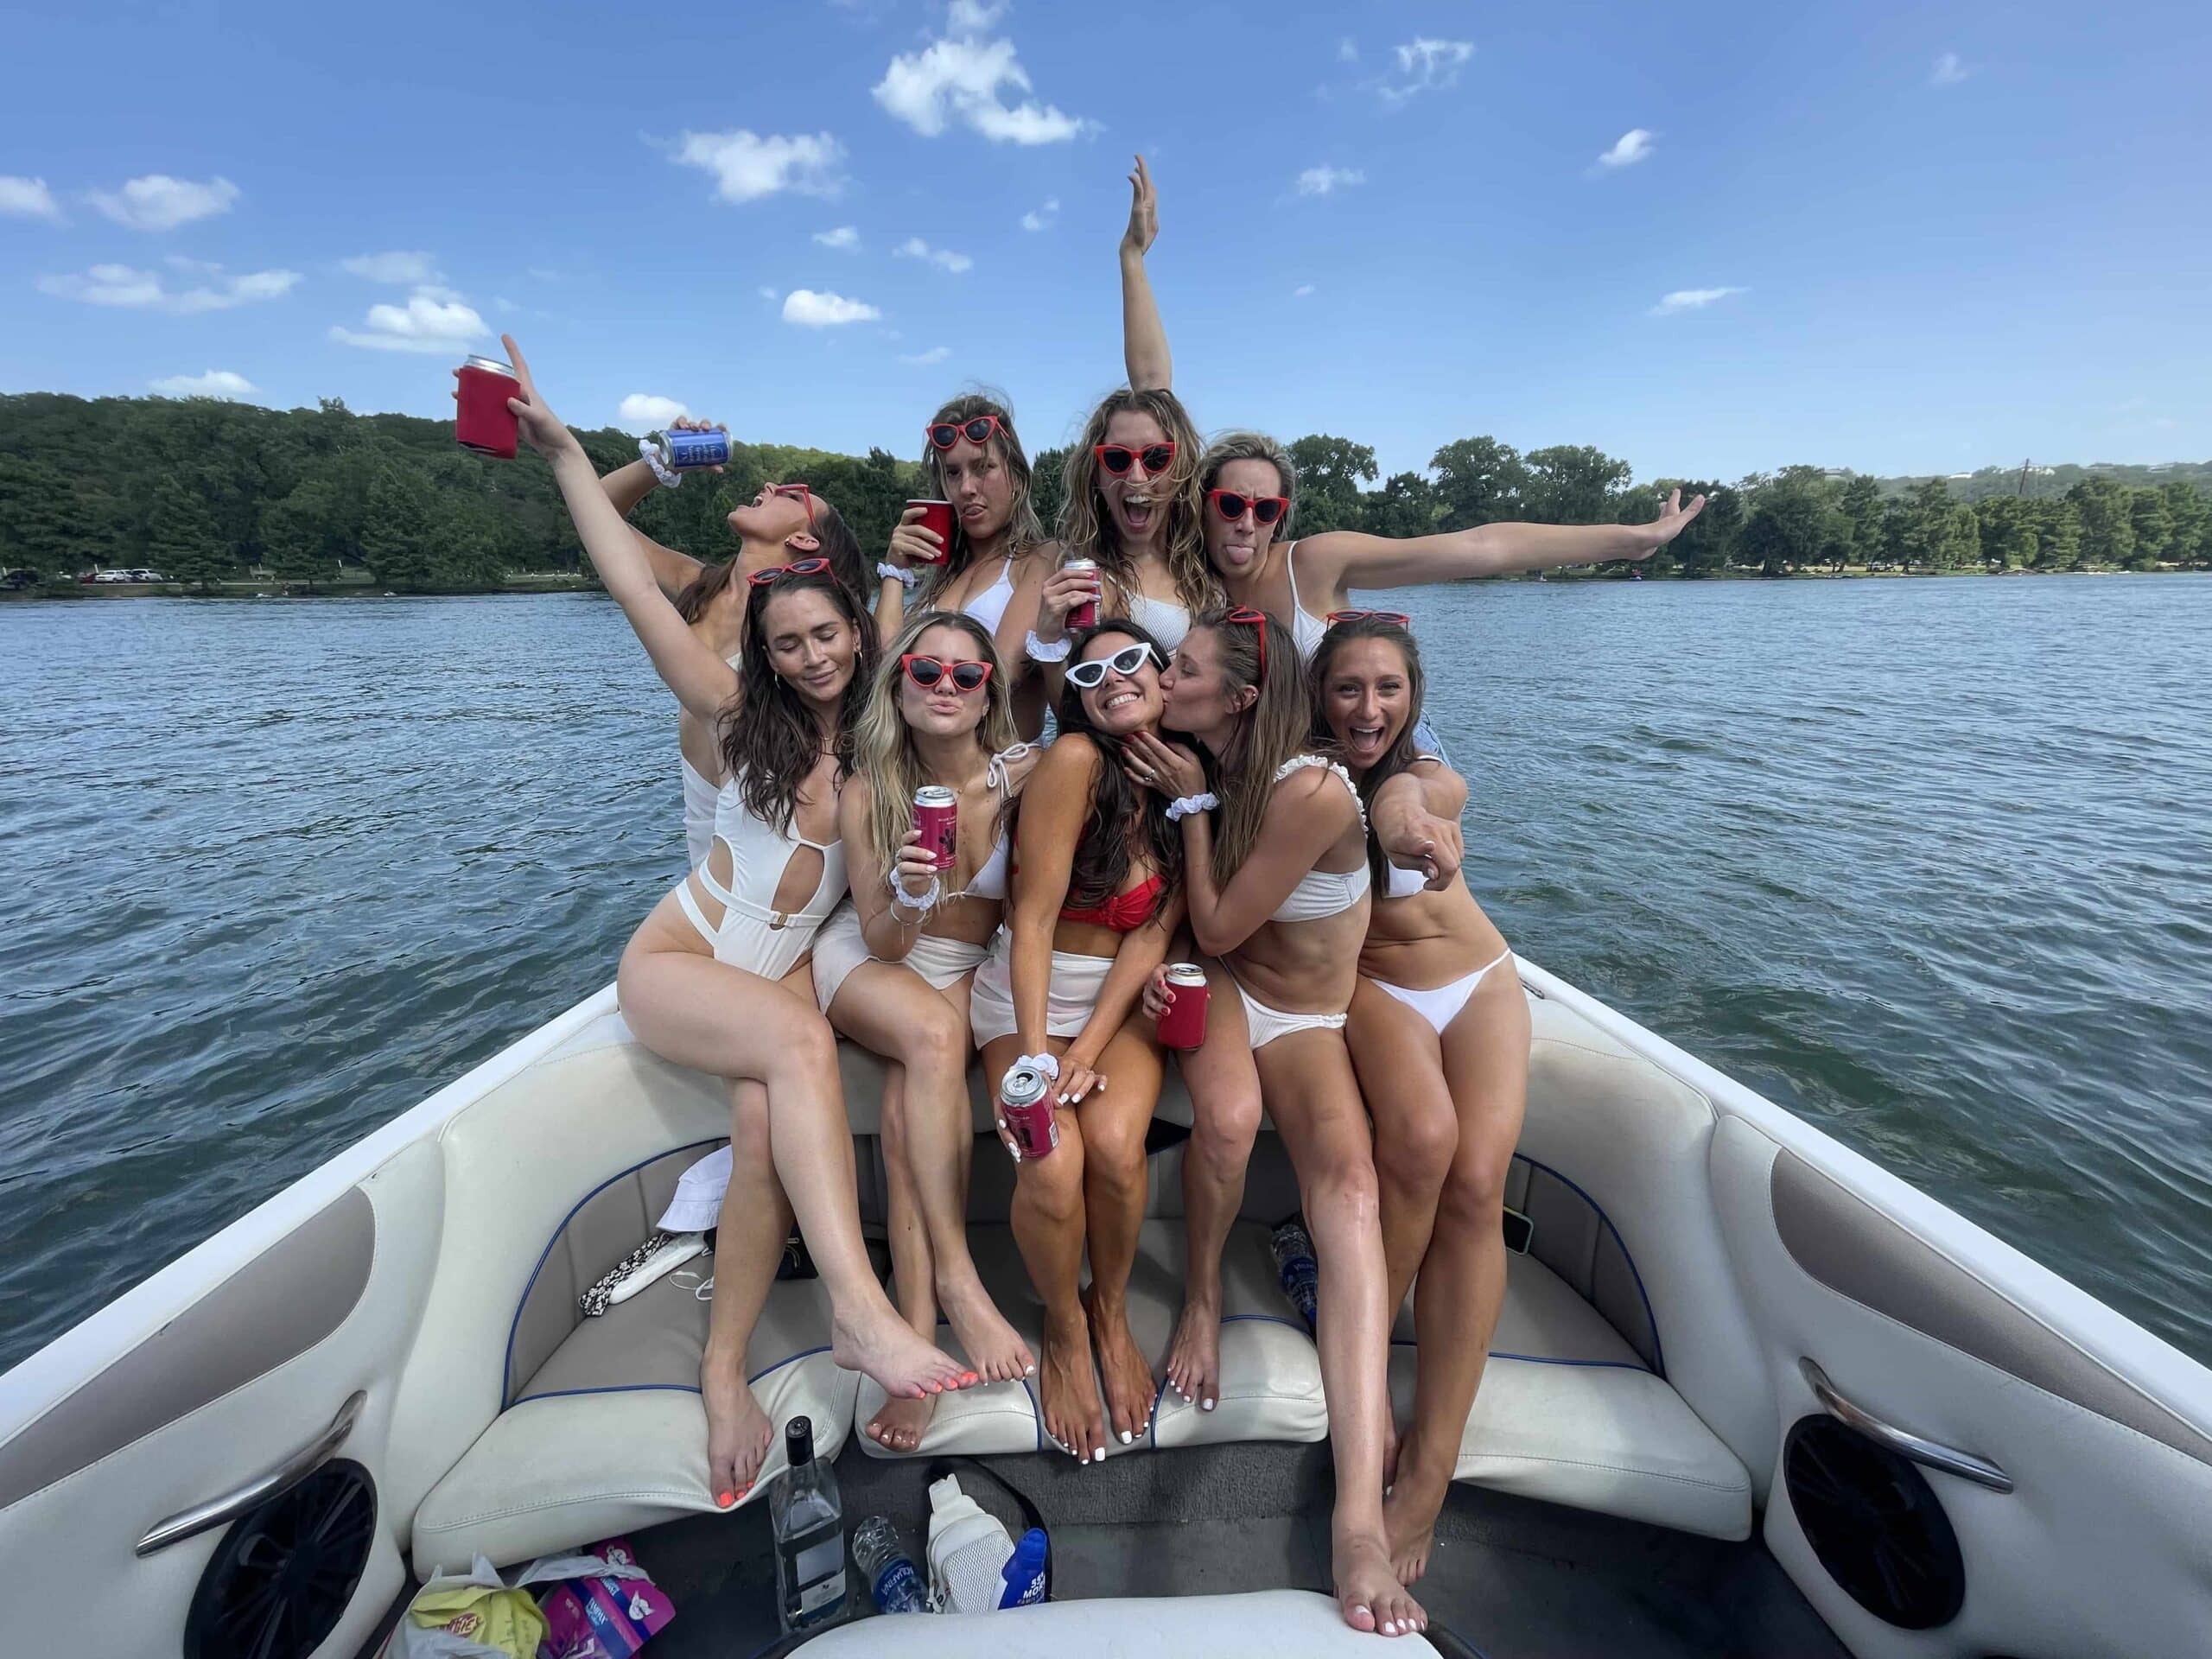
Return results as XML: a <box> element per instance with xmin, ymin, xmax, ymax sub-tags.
<box><xmin>1269</xmin><ymin>754</ymin><xmax>1370</xmax><ymax>923</ymax></box>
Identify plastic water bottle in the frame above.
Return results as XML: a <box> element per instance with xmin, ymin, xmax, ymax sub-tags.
<box><xmin>999</xmin><ymin>1526</ymin><xmax>1050</xmax><ymax>1608</ymax></box>
<box><xmin>852</xmin><ymin>1515</ymin><xmax>927</xmax><ymax>1615</ymax></box>
<box><xmin>1270</xmin><ymin>1215</ymin><xmax>1319</xmax><ymax>1333</ymax></box>
<box><xmin>769</xmin><ymin>1417</ymin><xmax>845</xmax><ymax>1631</ymax></box>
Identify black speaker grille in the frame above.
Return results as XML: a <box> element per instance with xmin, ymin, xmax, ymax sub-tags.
<box><xmin>1783</xmin><ymin>1415</ymin><xmax>1965</xmax><ymax>1630</ymax></box>
<box><xmin>184</xmin><ymin>1458</ymin><xmax>378</xmax><ymax>1659</ymax></box>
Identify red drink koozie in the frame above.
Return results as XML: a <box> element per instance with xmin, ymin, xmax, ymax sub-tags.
<box><xmin>1157</xmin><ymin>963</ymin><xmax>1210</xmax><ymax>1050</ymax></box>
<box><xmin>454</xmin><ymin>355</ymin><xmax>520</xmax><ymax>459</ymax></box>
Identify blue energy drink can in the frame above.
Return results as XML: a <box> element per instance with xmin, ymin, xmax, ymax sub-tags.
<box><xmin>648</xmin><ymin>427</ymin><xmax>732</xmax><ymax>472</ymax></box>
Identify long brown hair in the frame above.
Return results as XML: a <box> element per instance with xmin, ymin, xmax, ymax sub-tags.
<box><xmin>917</xmin><ymin>391</ymin><xmax>1046</xmax><ymax>607</ymax></box>
<box><xmin>1050</xmin><ymin>620</ymin><xmax>1181</xmax><ymax>912</ymax></box>
<box><xmin>1308</xmin><ymin>613</ymin><xmax>1427</xmax><ymax>888</ymax></box>
<box><xmin>677</xmin><ymin>494</ymin><xmax>870</xmax><ymax>624</ymax></box>
<box><xmin>1182</xmin><ymin>607</ymin><xmax>1313</xmax><ymax>882</ymax></box>
<box><xmin>854</xmin><ymin>609</ymin><xmax>1019</xmax><ymax>886</ymax></box>
<box><xmin>674</xmin><ymin>558</ymin><xmax>739</xmax><ymax>625</ymax></box>
<box><xmin>724</xmin><ymin>567</ymin><xmax>876</xmax><ymax>834</ymax></box>
<box><xmin>1057</xmin><ymin>388</ymin><xmax>1216</xmax><ymax>615</ymax></box>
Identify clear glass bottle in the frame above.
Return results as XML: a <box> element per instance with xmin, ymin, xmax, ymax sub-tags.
<box><xmin>769</xmin><ymin>1415</ymin><xmax>846</xmax><ymax>1630</ymax></box>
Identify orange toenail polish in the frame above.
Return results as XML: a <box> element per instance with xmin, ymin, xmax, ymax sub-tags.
<box><xmin>715</xmin><ymin>1490</ymin><xmax>734</xmax><ymax>1509</ymax></box>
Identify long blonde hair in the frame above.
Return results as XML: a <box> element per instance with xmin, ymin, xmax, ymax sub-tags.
<box><xmin>1185</xmin><ymin>607</ymin><xmax>1314</xmax><ymax>882</ymax></box>
<box><xmin>1057</xmin><ymin>387</ymin><xmax>1217</xmax><ymax>615</ymax></box>
<box><xmin>918</xmin><ymin>391</ymin><xmax>1046</xmax><ymax>612</ymax></box>
<box><xmin>853</xmin><ymin>609</ymin><xmax>1019</xmax><ymax>889</ymax></box>
<box><xmin>1198</xmin><ymin>430</ymin><xmax>1300</xmax><ymax>543</ymax></box>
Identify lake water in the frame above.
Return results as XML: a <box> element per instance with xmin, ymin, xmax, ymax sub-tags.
<box><xmin>2</xmin><ymin>575</ymin><xmax>2209</xmax><ymax>1375</ymax></box>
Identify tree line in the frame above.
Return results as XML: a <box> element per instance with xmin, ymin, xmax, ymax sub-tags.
<box><xmin>2</xmin><ymin>391</ymin><xmax>2206</xmax><ymax>592</ymax></box>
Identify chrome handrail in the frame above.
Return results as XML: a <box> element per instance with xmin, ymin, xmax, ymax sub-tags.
<box><xmin>136</xmin><ymin>1390</ymin><xmax>366</xmax><ymax>1556</ymax></box>
<box><xmin>1800</xmin><ymin>1358</ymin><xmax>2013</xmax><ymax>1494</ymax></box>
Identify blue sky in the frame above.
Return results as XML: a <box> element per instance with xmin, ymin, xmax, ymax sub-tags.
<box><xmin>2</xmin><ymin>0</ymin><xmax>2206</xmax><ymax>484</ymax></box>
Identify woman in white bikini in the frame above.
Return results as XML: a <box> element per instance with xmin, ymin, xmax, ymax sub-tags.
<box><xmin>814</xmin><ymin>610</ymin><xmax>1041</xmax><ymax>1452</ymax></box>
<box><xmin>1310</xmin><ymin>612</ymin><xmax>1530</xmax><ymax>1591</ymax></box>
<box><xmin>1125</xmin><ymin>608</ymin><xmax>1427</xmax><ymax>1642</ymax></box>
<box><xmin>503</xmin><ymin>334</ymin><xmax>977</xmax><ymax>1509</ymax></box>
<box><xmin>973</xmin><ymin>622</ymin><xmax>1184</xmax><ymax>1465</ymax></box>
<box><xmin>875</xmin><ymin>395</ymin><xmax>1059</xmax><ymax>738</ymax></box>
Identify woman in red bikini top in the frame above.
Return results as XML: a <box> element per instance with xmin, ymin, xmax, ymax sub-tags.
<box><xmin>969</xmin><ymin>619</ymin><xmax>1185</xmax><ymax>1468</ymax></box>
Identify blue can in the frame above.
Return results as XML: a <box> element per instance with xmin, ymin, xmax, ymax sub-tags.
<box><xmin>652</xmin><ymin>427</ymin><xmax>732</xmax><ymax>472</ymax></box>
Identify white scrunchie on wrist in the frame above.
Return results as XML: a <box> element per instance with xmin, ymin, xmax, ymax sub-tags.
<box><xmin>876</xmin><ymin>561</ymin><xmax>917</xmax><ymax>588</ymax></box>
<box><xmin>1166</xmin><ymin>791</ymin><xmax>1219</xmax><ymax>823</ymax></box>
<box><xmin>638</xmin><ymin>440</ymin><xmax>681</xmax><ymax>490</ymax></box>
<box><xmin>888</xmin><ymin>869</ymin><xmax>941</xmax><ymax>916</ymax></box>
<box><xmin>1024</xmin><ymin>630</ymin><xmax>1071</xmax><ymax>664</ymax></box>
<box><xmin>1015</xmin><ymin>1052</ymin><xmax>1061</xmax><ymax>1081</ymax></box>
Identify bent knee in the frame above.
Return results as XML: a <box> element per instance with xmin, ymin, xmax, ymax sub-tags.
<box><xmin>1373</xmin><ymin>1106</ymin><xmax>1458</xmax><ymax>1193</ymax></box>
<box><xmin>1438</xmin><ymin>1145</ymin><xmax>1513</xmax><ymax>1227</ymax></box>
<box><xmin>1192</xmin><ymin>1084</ymin><xmax>1262</xmax><ymax>1163</ymax></box>
<box><xmin>1308</xmin><ymin>1162</ymin><xmax>1381</xmax><ymax>1234</ymax></box>
<box><xmin>899</xmin><ymin>1001</ymin><xmax>969</xmax><ymax>1076</ymax></box>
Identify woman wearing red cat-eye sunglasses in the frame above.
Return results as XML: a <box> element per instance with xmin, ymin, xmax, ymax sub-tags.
<box><xmin>497</xmin><ymin>333</ymin><xmax>980</xmax><ymax>1512</ymax></box>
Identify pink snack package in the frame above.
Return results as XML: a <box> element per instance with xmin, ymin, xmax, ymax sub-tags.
<box><xmin>536</xmin><ymin>1538</ymin><xmax>676</xmax><ymax>1659</ymax></box>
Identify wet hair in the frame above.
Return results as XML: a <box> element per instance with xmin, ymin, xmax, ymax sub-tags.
<box><xmin>1198</xmin><ymin>431</ymin><xmax>1300</xmax><ymax>544</ymax></box>
<box><xmin>1308</xmin><ymin>613</ymin><xmax>1428</xmax><ymax>888</ymax></box>
<box><xmin>1050</xmin><ymin>619</ymin><xmax>1182</xmax><ymax>912</ymax></box>
<box><xmin>724</xmin><ymin>567</ymin><xmax>876</xmax><ymax>834</ymax></box>
<box><xmin>917</xmin><ymin>391</ymin><xmax>1047</xmax><ymax>608</ymax></box>
<box><xmin>1183</xmin><ymin>607</ymin><xmax>1311</xmax><ymax>882</ymax></box>
<box><xmin>1058</xmin><ymin>387</ymin><xmax>1217</xmax><ymax>616</ymax></box>
<box><xmin>853</xmin><ymin>608</ymin><xmax>1018</xmax><ymax>885</ymax></box>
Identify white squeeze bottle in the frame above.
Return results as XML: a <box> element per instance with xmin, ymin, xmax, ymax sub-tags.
<box><xmin>925</xmin><ymin>1473</ymin><xmax>1016</xmax><ymax>1613</ymax></box>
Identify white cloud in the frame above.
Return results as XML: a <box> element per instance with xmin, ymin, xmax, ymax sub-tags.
<box><xmin>1020</xmin><ymin>195</ymin><xmax>1059</xmax><ymax>231</ymax></box>
<box><xmin>874</xmin><ymin>9</ymin><xmax>1092</xmax><ymax>148</ymax></box>
<box><xmin>150</xmin><ymin>369</ymin><xmax>257</xmax><ymax>398</ymax></box>
<box><xmin>757</xmin><ymin>285</ymin><xmax>779</xmax><ymax>300</ymax></box>
<box><xmin>40</xmin><ymin>262</ymin><xmax>300</xmax><ymax>314</ymax></box>
<box><xmin>812</xmin><ymin>225</ymin><xmax>861</xmax><ymax>250</ymax></box>
<box><xmin>1596</xmin><ymin>129</ymin><xmax>1655</xmax><ymax>169</ymax></box>
<box><xmin>671</xmin><ymin>130</ymin><xmax>843</xmax><ymax>203</ymax></box>
<box><xmin>1650</xmin><ymin>286</ymin><xmax>1745</xmax><ymax>315</ymax></box>
<box><xmin>341</xmin><ymin>250</ymin><xmax>442</xmax><ymax>284</ymax></box>
<box><xmin>782</xmin><ymin>288</ymin><xmax>881</xmax><ymax>327</ymax></box>
<box><xmin>900</xmin><ymin>346</ymin><xmax>952</xmax><ymax>365</ymax></box>
<box><xmin>1378</xmin><ymin>37</ymin><xmax>1472</xmax><ymax>105</ymax></box>
<box><xmin>895</xmin><ymin>235</ymin><xmax>973</xmax><ymax>273</ymax></box>
<box><xmin>618</xmin><ymin>393</ymin><xmax>690</xmax><ymax>431</ymax></box>
<box><xmin>1930</xmin><ymin>51</ymin><xmax>1973</xmax><ymax>86</ymax></box>
<box><xmin>0</xmin><ymin>175</ymin><xmax>61</xmax><ymax>220</ymax></box>
<box><xmin>329</xmin><ymin>286</ymin><xmax>489</xmax><ymax>353</ymax></box>
<box><xmin>88</xmin><ymin>174</ymin><xmax>239</xmax><ymax>231</ymax></box>
<box><xmin>1293</xmin><ymin>283</ymin><xmax>1315</xmax><ymax>297</ymax></box>
<box><xmin>1296</xmin><ymin>164</ymin><xmax>1365</xmax><ymax>196</ymax></box>
<box><xmin>1337</xmin><ymin>37</ymin><xmax>1359</xmax><ymax>64</ymax></box>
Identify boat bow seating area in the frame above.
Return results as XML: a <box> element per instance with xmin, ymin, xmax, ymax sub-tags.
<box><xmin>405</xmin><ymin>990</ymin><xmax>1754</xmax><ymax>1570</ymax></box>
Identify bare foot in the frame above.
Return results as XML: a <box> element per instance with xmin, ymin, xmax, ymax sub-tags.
<box><xmin>1334</xmin><ymin>1527</ymin><xmax>1427</xmax><ymax>1638</ymax></box>
<box><xmin>1382</xmin><ymin>1442</ymin><xmax>1452</xmax><ymax>1585</ymax></box>
<box><xmin>831</xmin><ymin>1306</ymin><xmax>977</xmax><ymax>1400</ymax></box>
<box><xmin>938</xmin><ymin>1271</ymin><xmax>1037</xmax><ymax>1384</ymax></box>
<box><xmin>1083</xmin><ymin>1283</ymin><xmax>1156</xmax><ymax>1446</ymax></box>
<box><xmin>863</xmin><ymin>1391</ymin><xmax>935</xmax><ymax>1455</ymax></box>
<box><xmin>1037</xmin><ymin>1308</ymin><xmax>1109</xmax><ymax>1464</ymax></box>
<box><xmin>1163</xmin><ymin>1287</ymin><xmax>1222</xmax><ymax>1412</ymax></box>
<box><xmin>700</xmin><ymin>1348</ymin><xmax>774</xmax><ymax>1507</ymax></box>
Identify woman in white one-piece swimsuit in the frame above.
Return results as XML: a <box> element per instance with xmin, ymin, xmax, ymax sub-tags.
<box><xmin>505</xmin><ymin>334</ymin><xmax>977</xmax><ymax>1515</ymax></box>
<box><xmin>874</xmin><ymin>394</ymin><xmax>1059</xmax><ymax>740</ymax></box>
<box><xmin>814</xmin><ymin>609</ymin><xmax>1043</xmax><ymax>1452</ymax></box>
<box><xmin>1311</xmin><ymin>612</ymin><xmax>1530</xmax><ymax>1596</ymax></box>
<box><xmin>1128</xmin><ymin>605</ymin><xmax>1421</xmax><ymax>1641</ymax></box>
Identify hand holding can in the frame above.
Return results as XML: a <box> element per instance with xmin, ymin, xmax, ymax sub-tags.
<box><xmin>912</xmin><ymin>786</ymin><xmax>958</xmax><ymax>871</ymax></box>
<box><xmin>998</xmin><ymin>1064</ymin><xmax>1059</xmax><ymax>1160</ymax></box>
<box><xmin>454</xmin><ymin>355</ymin><xmax>521</xmax><ymax>459</ymax></box>
<box><xmin>1063</xmin><ymin>558</ymin><xmax>1100</xmax><ymax>630</ymax></box>
<box><xmin>1156</xmin><ymin>963</ymin><xmax>1210</xmax><ymax>1050</ymax></box>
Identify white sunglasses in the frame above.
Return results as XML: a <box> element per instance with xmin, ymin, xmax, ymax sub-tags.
<box><xmin>1065</xmin><ymin>640</ymin><xmax>1163</xmax><ymax>690</ymax></box>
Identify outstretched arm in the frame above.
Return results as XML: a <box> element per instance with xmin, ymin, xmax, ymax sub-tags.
<box><xmin>1370</xmin><ymin>760</ymin><xmax>1468</xmax><ymax>892</ymax></box>
<box><xmin>1119</xmin><ymin>155</ymin><xmax>1170</xmax><ymax>392</ymax></box>
<box><xmin>505</xmin><ymin>335</ymin><xmax>739</xmax><ymax>724</ymax></box>
<box><xmin>1304</xmin><ymin>488</ymin><xmax>1709</xmax><ymax>600</ymax></box>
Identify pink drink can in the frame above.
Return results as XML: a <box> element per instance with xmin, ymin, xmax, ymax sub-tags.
<box><xmin>1156</xmin><ymin>963</ymin><xmax>1210</xmax><ymax>1050</ymax></box>
<box><xmin>1064</xmin><ymin>559</ymin><xmax>1098</xmax><ymax>631</ymax></box>
<box><xmin>913</xmin><ymin>785</ymin><xmax>958</xmax><ymax>871</ymax></box>
<box><xmin>1000</xmin><ymin>1063</ymin><xmax>1059</xmax><ymax>1160</ymax></box>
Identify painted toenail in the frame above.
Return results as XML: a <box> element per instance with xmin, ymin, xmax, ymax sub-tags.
<box><xmin>1202</xmin><ymin>1397</ymin><xmax>1216</xmax><ymax>1410</ymax></box>
<box><xmin>715</xmin><ymin>1491</ymin><xmax>734</xmax><ymax>1509</ymax></box>
<box><xmin>1119</xmin><ymin>1429</ymin><xmax>1132</xmax><ymax>1444</ymax></box>
<box><xmin>1092</xmin><ymin>1447</ymin><xmax>1105</xmax><ymax>1462</ymax></box>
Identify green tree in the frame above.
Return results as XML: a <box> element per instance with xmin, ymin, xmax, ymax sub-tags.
<box><xmin>144</xmin><ymin>473</ymin><xmax>232</xmax><ymax>590</ymax></box>
<box><xmin>1031</xmin><ymin>447</ymin><xmax>1067</xmax><ymax>539</ymax></box>
<box><xmin>360</xmin><ymin>466</ymin><xmax>437</xmax><ymax>591</ymax></box>
<box><xmin>1522</xmin><ymin>444</ymin><xmax>1630</xmax><ymax>524</ymax></box>
<box><xmin>1739</xmin><ymin>471</ymin><xmax>1834</xmax><ymax>576</ymax></box>
<box><xmin>1643</xmin><ymin>480</ymin><xmax>1739</xmax><ymax>576</ymax></box>
<box><xmin>1361</xmin><ymin>472</ymin><xmax>1437</xmax><ymax>540</ymax></box>
<box><xmin>1974</xmin><ymin>495</ymin><xmax>2037</xmax><ymax>569</ymax></box>
<box><xmin>1428</xmin><ymin>435</ymin><xmax>1527</xmax><ymax>529</ymax></box>
<box><xmin>1933</xmin><ymin>503</ymin><xmax>1980</xmax><ymax>569</ymax></box>
<box><xmin>0</xmin><ymin>454</ymin><xmax>75</xmax><ymax>579</ymax></box>
<box><xmin>1286</xmin><ymin>435</ymin><xmax>1377</xmax><ymax>534</ymax></box>
<box><xmin>2067</xmin><ymin>477</ymin><xmax>2135</xmax><ymax>567</ymax></box>
<box><xmin>2127</xmin><ymin>486</ymin><xmax>2173</xmax><ymax>568</ymax></box>
<box><xmin>1836</xmin><ymin>474</ymin><xmax>1885</xmax><ymax>567</ymax></box>
<box><xmin>260</xmin><ymin>479</ymin><xmax>346</xmax><ymax>584</ymax></box>
<box><xmin>2034</xmin><ymin>499</ymin><xmax>2083</xmax><ymax>570</ymax></box>
<box><xmin>2164</xmin><ymin>480</ymin><xmax>2209</xmax><ymax>567</ymax></box>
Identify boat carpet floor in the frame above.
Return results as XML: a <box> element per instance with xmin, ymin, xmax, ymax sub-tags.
<box><xmin>622</xmin><ymin>1440</ymin><xmax>1848</xmax><ymax>1658</ymax></box>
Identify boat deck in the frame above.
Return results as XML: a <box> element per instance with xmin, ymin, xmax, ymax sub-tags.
<box><xmin>632</xmin><ymin>1441</ymin><xmax>1848</xmax><ymax>1657</ymax></box>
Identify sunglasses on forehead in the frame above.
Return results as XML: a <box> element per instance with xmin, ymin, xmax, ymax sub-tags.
<box><xmin>1207</xmin><ymin>489</ymin><xmax>1288</xmax><ymax>526</ymax></box>
<box><xmin>1093</xmin><ymin>441</ymin><xmax>1176</xmax><ymax>478</ymax></box>
<box><xmin>925</xmin><ymin>414</ymin><xmax>1008</xmax><ymax>452</ymax></box>
<box><xmin>1326</xmin><ymin>609</ymin><xmax>1413</xmax><ymax>628</ymax></box>
<box><xmin>1065</xmin><ymin>640</ymin><xmax>1163</xmax><ymax>690</ymax></box>
<box><xmin>901</xmin><ymin>653</ymin><xmax>993</xmax><ymax>692</ymax></box>
<box><xmin>1223</xmin><ymin>605</ymin><xmax>1268</xmax><ymax>674</ymax></box>
<box><xmin>747</xmin><ymin>556</ymin><xmax>832</xmax><ymax>587</ymax></box>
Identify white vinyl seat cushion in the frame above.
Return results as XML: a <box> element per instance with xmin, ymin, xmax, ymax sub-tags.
<box><xmin>410</xmin><ymin>1274</ymin><xmax>855</xmax><ymax>1569</ymax></box>
<box><xmin>855</xmin><ymin>1219</ymin><xmax>1325</xmax><ymax>1458</ymax></box>
<box><xmin>1391</xmin><ymin>1249</ymin><xmax>1751</xmax><ymax>1541</ymax></box>
<box><xmin>801</xmin><ymin>1589</ymin><xmax>1437</xmax><ymax>1656</ymax></box>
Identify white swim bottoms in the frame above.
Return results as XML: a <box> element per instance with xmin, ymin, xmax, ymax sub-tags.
<box><xmin>969</xmin><ymin>930</ymin><xmax>1115</xmax><ymax>1046</ymax></box>
<box><xmin>810</xmin><ymin>901</ymin><xmax>991</xmax><ymax>1012</ymax></box>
